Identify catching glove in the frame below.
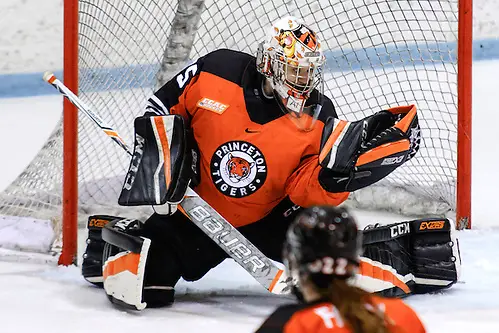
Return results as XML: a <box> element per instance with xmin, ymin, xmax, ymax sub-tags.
<box><xmin>318</xmin><ymin>105</ymin><xmax>421</xmax><ymax>193</ymax></box>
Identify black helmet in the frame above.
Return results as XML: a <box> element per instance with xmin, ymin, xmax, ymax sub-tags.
<box><xmin>283</xmin><ymin>205</ymin><xmax>362</xmax><ymax>288</ymax></box>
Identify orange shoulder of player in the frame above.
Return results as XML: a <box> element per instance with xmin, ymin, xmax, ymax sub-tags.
<box><xmin>255</xmin><ymin>302</ymin><xmax>342</xmax><ymax>333</ymax></box>
<box><xmin>256</xmin><ymin>298</ymin><xmax>425</xmax><ymax>333</ymax></box>
<box><xmin>371</xmin><ymin>296</ymin><xmax>426</xmax><ymax>333</ymax></box>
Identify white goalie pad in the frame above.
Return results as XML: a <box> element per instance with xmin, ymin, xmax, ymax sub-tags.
<box><xmin>103</xmin><ymin>237</ymin><xmax>151</xmax><ymax>311</ymax></box>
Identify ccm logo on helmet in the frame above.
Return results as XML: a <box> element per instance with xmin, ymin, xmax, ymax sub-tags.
<box><xmin>419</xmin><ymin>221</ymin><xmax>446</xmax><ymax>230</ymax></box>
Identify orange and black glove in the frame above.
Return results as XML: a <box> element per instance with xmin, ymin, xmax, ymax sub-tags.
<box><xmin>318</xmin><ymin>105</ymin><xmax>421</xmax><ymax>193</ymax></box>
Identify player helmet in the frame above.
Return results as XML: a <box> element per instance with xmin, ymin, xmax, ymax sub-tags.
<box><xmin>283</xmin><ymin>206</ymin><xmax>362</xmax><ymax>288</ymax></box>
<box><xmin>256</xmin><ymin>16</ymin><xmax>325</xmax><ymax>131</ymax></box>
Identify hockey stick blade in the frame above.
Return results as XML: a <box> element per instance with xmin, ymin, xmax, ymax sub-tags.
<box><xmin>43</xmin><ymin>71</ymin><xmax>292</xmax><ymax>295</ymax></box>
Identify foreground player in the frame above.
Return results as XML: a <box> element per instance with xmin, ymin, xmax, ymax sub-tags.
<box><xmin>255</xmin><ymin>206</ymin><xmax>426</xmax><ymax>333</ymax></box>
<box><xmin>82</xmin><ymin>16</ymin><xmax>460</xmax><ymax>309</ymax></box>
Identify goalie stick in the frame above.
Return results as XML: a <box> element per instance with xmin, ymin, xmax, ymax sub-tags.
<box><xmin>43</xmin><ymin>71</ymin><xmax>292</xmax><ymax>295</ymax></box>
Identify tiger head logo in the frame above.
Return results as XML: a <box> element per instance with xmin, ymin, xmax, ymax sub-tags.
<box><xmin>211</xmin><ymin>141</ymin><xmax>267</xmax><ymax>198</ymax></box>
<box><xmin>226</xmin><ymin>153</ymin><xmax>255</xmax><ymax>182</ymax></box>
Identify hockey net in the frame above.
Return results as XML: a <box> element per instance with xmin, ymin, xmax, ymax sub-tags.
<box><xmin>0</xmin><ymin>0</ymin><xmax>471</xmax><ymax>263</ymax></box>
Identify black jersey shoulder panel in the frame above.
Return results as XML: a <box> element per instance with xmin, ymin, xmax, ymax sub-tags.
<box><xmin>201</xmin><ymin>48</ymin><xmax>254</xmax><ymax>85</ymax></box>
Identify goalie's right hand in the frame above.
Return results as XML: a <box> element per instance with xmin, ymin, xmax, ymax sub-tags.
<box><xmin>118</xmin><ymin>114</ymin><xmax>195</xmax><ymax>215</ymax></box>
<box><xmin>318</xmin><ymin>105</ymin><xmax>421</xmax><ymax>193</ymax></box>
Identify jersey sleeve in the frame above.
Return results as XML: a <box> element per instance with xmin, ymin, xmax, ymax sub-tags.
<box><xmin>285</xmin><ymin>155</ymin><xmax>350</xmax><ymax>208</ymax></box>
<box><xmin>143</xmin><ymin>56</ymin><xmax>204</xmax><ymax>121</ymax></box>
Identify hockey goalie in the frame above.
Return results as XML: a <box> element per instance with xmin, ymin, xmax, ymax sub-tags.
<box><xmin>81</xmin><ymin>16</ymin><xmax>461</xmax><ymax>310</ymax></box>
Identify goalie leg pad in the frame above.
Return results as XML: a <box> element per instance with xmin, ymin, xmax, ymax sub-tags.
<box><xmin>411</xmin><ymin>218</ymin><xmax>461</xmax><ymax>293</ymax></box>
<box><xmin>353</xmin><ymin>218</ymin><xmax>460</xmax><ymax>297</ymax></box>
<box><xmin>82</xmin><ymin>215</ymin><xmax>125</xmax><ymax>286</ymax></box>
<box><xmin>102</xmin><ymin>218</ymin><xmax>150</xmax><ymax>310</ymax></box>
<box><xmin>102</xmin><ymin>218</ymin><xmax>176</xmax><ymax>310</ymax></box>
<box><xmin>103</xmin><ymin>238</ymin><xmax>150</xmax><ymax>311</ymax></box>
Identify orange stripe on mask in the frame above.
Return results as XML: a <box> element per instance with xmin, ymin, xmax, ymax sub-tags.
<box><xmin>319</xmin><ymin>120</ymin><xmax>348</xmax><ymax>164</ymax></box>
<box><xmin>153</xmin><ymin>117</ymin><xmax>172</xmax><ymax>188</ymax></box>
<box><xmin>103</xmin><ymin>252</ymin><xmax>140</xmax><ymax>279</ymax></box>
<box><xmin>359</xmin><ymin>260</ymin><xmax>410</xmax><ymax>294</ymax></box>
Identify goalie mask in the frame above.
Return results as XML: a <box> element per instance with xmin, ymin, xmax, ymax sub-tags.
<box><xmin>256</xmin><ymin>16</ymin><xmax>325</xmax><ymax>131</ymax></box>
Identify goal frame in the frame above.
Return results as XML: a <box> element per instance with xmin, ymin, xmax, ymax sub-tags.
<box><xmin>59</xmin><ymin>0</ymin><xmax>473</xmax><ymax>265</ymax></box>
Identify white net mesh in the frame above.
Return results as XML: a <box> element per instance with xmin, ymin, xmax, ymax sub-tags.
<box><xmin>0</xmin><ymin>0</ymin><xmax>460</xmax><ymax>253</ymax></box>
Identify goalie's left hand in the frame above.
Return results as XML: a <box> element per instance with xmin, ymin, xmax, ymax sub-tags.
<box><xmin>318</xmin><ymin>105</ymin><xmax>421</xmax><ymax>193</ymax></box>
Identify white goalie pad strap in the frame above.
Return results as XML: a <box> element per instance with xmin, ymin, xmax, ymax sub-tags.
<box><xmin>103</xmin><ymin>237</ymin><xmax>151</xmax><ymax>311</ymax></box>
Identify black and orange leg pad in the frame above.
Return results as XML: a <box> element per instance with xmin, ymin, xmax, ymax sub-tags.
<box><xmin>82</xmin><ymin>215</ymin><xmax>126</xmax><ymax>286</ymax></box>
<box><xmin>359</xmin><ymin>218</ymin><xmax>460</xmax><ymax>297</ymax></box>
<box><xmin>102</xmin><ymin>218</ymin><xmax>151</xmax><ymax>310</ymax></box>
<box><xmin>102</xmin><ymin>217</ymin><xmax>177</xmax><ymax>310</ymax></box>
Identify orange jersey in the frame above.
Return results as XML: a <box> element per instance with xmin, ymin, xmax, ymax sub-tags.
<box><xmin>146</xmin><ymin>49</ymin><xmax>349</xmax><ymax>227</ymax></box>
<box><xmin>255</xmin><ymin>296</ymin><xmax>425</xmax><ymax>333</ymax></box>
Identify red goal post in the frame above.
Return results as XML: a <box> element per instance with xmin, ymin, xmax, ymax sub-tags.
<box><xmin>60</xmin><ymin>0</ymin><xmax>79</xmax><ymax>266</ymax></box>
<box><xmin>457</xmin><ymin>0</ymin><xmax>473</xmax><ymax>231</ymax></box>
<box><xmin>56</xmin><ymin>0</ymin><xmax>472</xmax><ymax>265</ymax></box>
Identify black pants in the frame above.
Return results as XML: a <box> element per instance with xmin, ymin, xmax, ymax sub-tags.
<box><xmin>141</xmin><ymin>197</ymin><xmax>302</xmax><ymax>288</ymax></box>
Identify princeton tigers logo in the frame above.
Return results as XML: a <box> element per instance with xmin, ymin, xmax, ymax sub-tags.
<box><xmin>227</xmin><ymin>154</ymin><xmax>255</xmax><ymax>183</ymax></box>
<box><xmin>211</xmin><ymin>141</ymin><xmax>267</xmax><ymax>198</ymax></box>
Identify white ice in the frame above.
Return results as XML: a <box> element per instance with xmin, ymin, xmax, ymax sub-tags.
<box><xmin>0</xmin><ymin>60</ymin><xmax>498</xmax><ymax>332</ymax></box>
